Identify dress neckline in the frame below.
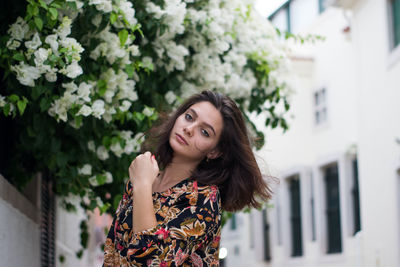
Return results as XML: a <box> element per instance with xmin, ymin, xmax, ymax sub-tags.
<box><xmin>152</xmin><ymin>177</ymin><xmax>192</xmax><ymax>195</ymax></box>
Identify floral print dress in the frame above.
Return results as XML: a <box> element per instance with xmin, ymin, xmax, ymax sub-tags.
<box><xmin>103</xmin><ymin>178</ymin><xmax>222</xmax><ymax>267</ymax></box>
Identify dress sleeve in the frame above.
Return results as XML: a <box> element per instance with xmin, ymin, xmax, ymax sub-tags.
<box><xmin>117</xmin><ymin>184</ymin><xmax>221</xmax><ymax>266</ymax></box>
<box><xmin>103</xmin><ymin>180</ymin><xmax>133</xmax><ymax>266</ymax></box>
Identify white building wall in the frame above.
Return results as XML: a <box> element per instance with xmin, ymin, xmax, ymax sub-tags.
<box><xmin>0</xmin><ymin>175</ymin><xmax>41</xmax><ymax>267</ymax></box>
<box><xmin>222</xmin><ymin>0</ymin><xmax>400</xmax><ymax>266</ymax></box>
<box><xmin>352</xmin><ymin>0</ymin><xmax>400</xmax><ymax>266</ymax></box>
<box><xmin>0</xmin><ymin>196</ymin><xmax>41</xmax><ymax>267</ymax></box>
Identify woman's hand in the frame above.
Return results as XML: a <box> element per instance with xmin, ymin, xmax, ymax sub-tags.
<box><xmin>129</xmin><ymin>151</ymin><xmax>159</xmax><ymax>190</ymax></box>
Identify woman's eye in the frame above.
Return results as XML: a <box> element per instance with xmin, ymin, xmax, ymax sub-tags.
<box><xmin>201</xmin><ymin>129</ymin><xmax>210</xmax><ymax>137</ymax></box>
<box><xmin>185</xmin><ymin>113</ymin><xmax>192</xmax><ymax>121</ymax></box>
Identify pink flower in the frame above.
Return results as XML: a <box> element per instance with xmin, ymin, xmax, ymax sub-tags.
<box><xmin>160</xmin><ymin>261</ymin><xmax>168</xmax><ymax>267</ymax></box>
<box><xmin>190</xmin><ymin>252</ymin><xmax>203</xmax><ymax>267</ymax></box>
<box><xmin>116</xmin><ymin>242</ymin><xmax>124</xmax><ymax>251</ymax></box>
<box><xmin>174</xmin><ymin>248</ymin><xmax>187</xmax><ymax>265</ymax></box>
<box><xmin>155</xmin><ymin>227</ymin><xmax>170</xmax><ymax>240</ymax></box>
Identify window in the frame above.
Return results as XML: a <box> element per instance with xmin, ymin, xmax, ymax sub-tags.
<box><xmin>314</xmin><ymin>88</ymin><xmax>327</xmax><ymax>125</ymax></box>
<box><xmin>310</xmin><ymin>174</ymin><xmax>316</xmax><ymax>241</ymax></box>
<box><xmin>288</xmin><ymin>175</ymin><xmax>303</xmax><ymax>257</ymax></box>
<box><xmin>323</xmin><ymin>164</ymin><xmax>342</xmax><ymax>253</ymax></box>
<box><xmin>262</xmin><ymin>209</ymin><xmax>271</xmax><ymax>261</ymax></box>
<box><xmin>269</xmin><ymin>2</ymin><xmax>291</xmax><ymax>33</ymax></box>
<box><xmin>230</xmin><ymin>213</ymin><xmax>237</xmax><ymax>230</ymax></box>
<box><xmin>390</xmin><ymin>0</ymin><xmax>400</xmax><ymax>49</ymax></box>
<box><xmin>351</xmin><ymin>158</ymin><xmax>361</xmax><ymax>235</ymax></box>
<box><xmin>319</xmin><ymin>0</ymin><xmax>336</xmax><ymax>13</ymax></box>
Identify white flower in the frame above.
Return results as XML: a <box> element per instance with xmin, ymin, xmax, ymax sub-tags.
<box><xmin>165</xmin><ymin>91</ymin><xmax>177</xmax><ymax>104</ymax></box>
<box><xmin>120</xmin><ymin>130</ymin><xmax>132</xmax><ymax>140</ymax></box>
<box><xmin>119</xmin><ymin>100</ymin><xmax>131</xmax><ymax>112</ymax></box>
<box><xmin>6</xmin><ymin>39</ymin><xmax>21</xmax><ymax>50</ymax></box>
<box><xmin>88</xmin><ymin>176</ymin><xmax>99</xmax><ymax>186</ymax></box>
<box><xmin>34</xmin><ymin>48</ymin><xmax>49</xmax><ymax>66</ymax></box>
<box><xmin>45</xmin><ymin>34</ymin><xmax>59</xmax><ymax>54</ymax></box>
<box><xmin>78</xmin><ymin>164</ymin><xmax>92</xmax><ymax>175</ymax></box>
<box><xmin>77</xmin><ymin>82</ymin><xmax>92</xmax><ymax>102</ymax></box>
<box><xmin>110</xmin><ymin>142</ymin><xmax>123</xmax><ymax>157</ymax></box>
<box><xmin>141</xmin><ymin>57</ymin><xmax>154</xmax><ymax>70</ymax></box>
<box><xmin>142</xmin><ymin>106</ymin><xmax>153</xmax><ymax>117</ymax></box>
<box><xmin>145</xmin><ymin>2</ymin><xmax>164</xmax><ymax>19</ymax></box>
<box><xmin>87</xmin><ymin>140</ymin><xmax>96</xmax><ymax>152</ymax></box>
<box><xmin>104</xmin><ymin>172</ymin><xmax>113</xmax><ymax>183</ymax></box>
<box><xmin>8</xmin><ymin>17</ymin><xmax>29</xmax><ymax>41</ymax></box>
<box><xmin>77</xmin><ymin>105</ymin><xmax>92</xmax><ymax>116</ymax></box>
<box><xmin>103</xmin><ymin>106</ymin><xmax>116</xmax><ymax>123</ymax></box>
<box><xmin>65</xmin><ymin>61</ymin><xmax>83</xmax><ymax>78</ymax></box>
<box><xmin>92</xmin><ymin>99</ymin><xmax>105</xmax><ymax>118</ymax></box>
<box><xmin>0</xmin><ymin>95</ymin><xmax>6</xmax><ymax>107</ymax></box>
<box><xmin>89</xmin><ymin>0</ymin><xmax>112</xmax><ymax>13</ymax></box>
<box><xmin>60</xmin><ymin>37</ymin><xmax>84</xmax><ymax>61</ymax></box>
<box><xmin>63</xmin><ymin>82</ymin><xmax>78</xmax><ymax>93</ymax></box>
<box><xmin>25</xmin><ymin>32</ymin><xmax>42</xmax><ymax>50</ymax></box>
<box><xmin>45</xmin><ymin>69</ymin><xmax>57</xmax><ymax>82</ymax></box>
<box><xmin>115</xmin><ymin>0</ymin><xmax>137</xmax><ymax>27</ymax></box>
<box><xmin>96</xmin><ymin>145</ymin><xmax>109</xmax><ymax>160</ymax></box>
<box><xmin>96</xmin><ymin>196</ymin><xmax>104</xmax><ymax>206</ymax></box>
<box><xmin>10</xmin><ymin>62</ymin><xmax>41</xmax><ymax>87</ymax></box>
<box><xmin>91</xmin><ymin>14</ymin><xmax>102</xmax><ymax>27</ymax></box>
<box><xmin>56</xmin><ymin>17</ymin><xmax>72</xmax><ymax>39</ymax></box>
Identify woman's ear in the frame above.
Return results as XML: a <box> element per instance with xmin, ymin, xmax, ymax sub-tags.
<box><xmin>207</xmin><ymin>149</ymin><xmax>222</xmax><ymax>160</ymax></box>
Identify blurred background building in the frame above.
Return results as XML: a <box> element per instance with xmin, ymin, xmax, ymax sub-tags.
<box><xmin>0</xmin><ymin>0</ymin><xmax>399</xmax><ymax>266</ymax></box>
<box><xmin>221</xmin><ymin>0</ymin><xmax>400</xmax><ymax>266</ymax></box>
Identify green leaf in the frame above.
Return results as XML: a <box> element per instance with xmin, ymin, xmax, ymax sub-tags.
<box><xmin>32</xmin><ymin>5</ymin><xmax>39</xmax><ymax>16</ymax></box>
<box><xmin>118</xmin><ymin>29</ymin><xmax>128</xmax><ymax>46</ymax></box>
<box><xmin>96</xmin><ymin>174</ymin><xmax>107</xmax><ymax>186</ymax></box>
<box><xmin>102</xmin><ymin>136</ymin><xmax>111</xmax><ymax>149</ymax></box>
<box><xmin>50</xmin><ymin>2</ymin><xmax>62</xmax><ymax>9</ymax></box>
<box><xmin>40</xmin><ymin>98</ymin><xmax>51</xmax><ymax>112</ymax></box>
<box><xmin>125</xmin><ymin>64</ymin><xmax>134</xmax><ymax>78</ymax></box>
<box><xmin>8</xmin><ymin>94</ymin><xmax>20</xmax><ymax>102</ymax></box>
<box><xmin>97</xmin><ymin>80</ymin><xmax>107</xmax><ymax>96</ymax></box>
<box><xmin>99</xmin><ymin>202</ymin><xmax>111</xmax><ymax>215</ymax></box>
<box><xmin>110</xmin><ymin>12</ymin><xmax>117</xmax><ymax>24</ymax></box>
<box><xmin>13</xmin><ymin>53</ymin><xmax>25</xmax><ymax>61</ymax></box>
<box><xmin>3</xmin><ymin>103</ymin><xmax>11</xmax><ymax>116</ymax></box>
<box><xmin>58</xmin><ymin>254</ymin><xmax>65</xmax><ymax>263</ymax></box>
<box><xmin>38</xmin><ymin>0</ymin><xmax>48</xmax><ymax>9</ymax></box>
<box><xmin>17</xmin><ymin>99</ymin><xmax>27</xmax><ymax>115</ymax></box>
<box><xmin>49</xmin><ymin>8</ymin><xmax>58</xmax><ymax>20</ymax></box>
<box><xmin>34</xmin><ymin>17</ymin><xmax>43</xmax><ymax>31</ymax></box>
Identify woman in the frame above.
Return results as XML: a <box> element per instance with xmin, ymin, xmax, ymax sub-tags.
<box><xmin>103</xmin><ymin>91</ymin><xmax>272</xmax><ymax>266</ymax></box>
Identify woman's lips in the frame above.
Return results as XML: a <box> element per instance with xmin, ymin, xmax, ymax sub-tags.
<box><xmin>175</xmin><ymin>133</ymin><xmax>188</xmax><ymax>145</ymax></box>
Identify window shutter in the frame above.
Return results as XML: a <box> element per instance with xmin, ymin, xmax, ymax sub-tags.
<box><xmin>324</xmin><ymin>164</ymin><xmax>342</xmax><ymax>253</ymax></box>
<box><xmin>392</xmin><ymin>0</ymin><xmax>400</xmax><ymax>47</ymax></box>
<box><xmin>41</xmin><ymin>174</ymin><xmax>56</xmax><ymax>267</ymax></box>
<box><xmin>289</xmin><ymin>176</ymin><xmax>303</xmax><ymax>257</ymax></box>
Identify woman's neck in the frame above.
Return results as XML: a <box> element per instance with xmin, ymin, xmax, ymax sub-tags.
<box><xmin>154</xmin><ymin>156</ymin><xmax>200</xmax><ymax>192</ymax></box>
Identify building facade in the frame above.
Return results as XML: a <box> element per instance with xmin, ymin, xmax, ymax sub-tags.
<box><xmin>221</xmin><ymin>0</ymin><xmax>400</xmax><ymax>266</ymax></box>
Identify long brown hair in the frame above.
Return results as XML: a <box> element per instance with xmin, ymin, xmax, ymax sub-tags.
<box><xmin>142</xmin><ymin>90</ymin><xmax>272</xmax><ymax>212</ymax></box>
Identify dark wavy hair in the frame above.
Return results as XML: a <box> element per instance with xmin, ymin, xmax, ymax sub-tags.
<box><xmin>142</xmin><ymin>90</ymin><xmax>272</xmax><ymax>212</ymax></box>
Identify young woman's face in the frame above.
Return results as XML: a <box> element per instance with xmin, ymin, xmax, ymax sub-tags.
<box><xmin>169</xmin><ymin>101</ymin><xmax>223</xmax><ymax>162</ymax></box>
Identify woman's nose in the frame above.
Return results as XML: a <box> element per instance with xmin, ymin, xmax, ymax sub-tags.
<box><xmin>183</xmin><ymin>125</ymin><xmax>194</xmax><ymax>137</ymax></box>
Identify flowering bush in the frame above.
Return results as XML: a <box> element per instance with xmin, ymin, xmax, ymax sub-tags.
<box><xmin>0</xmin><ymin>0</ymin><xmax>291</xmax><ymax>256</ymax></box>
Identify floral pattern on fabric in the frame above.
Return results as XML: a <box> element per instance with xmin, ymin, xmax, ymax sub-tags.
<box><xmin>103</xmin><ymin>178</ymin><xmax>222</xmax><ymax>266</ymax></box>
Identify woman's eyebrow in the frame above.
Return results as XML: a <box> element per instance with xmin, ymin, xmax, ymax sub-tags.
<box><xmin>188</xmin><ymin>108</ymin><xmax>216</xmax><ymax>135</ymax></box>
